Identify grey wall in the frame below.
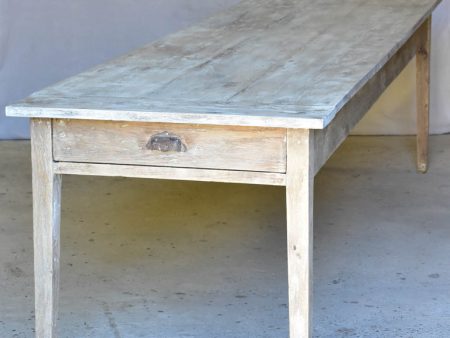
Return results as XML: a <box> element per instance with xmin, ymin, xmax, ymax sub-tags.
<box><xmin>1</xmin><ymin>0</ymin><xmax>449</xmax><ymax>139</ymax></box>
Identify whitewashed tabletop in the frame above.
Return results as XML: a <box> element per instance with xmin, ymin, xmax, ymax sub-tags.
<box><xmin>6</xmin><ymin>0</ymin><xmax>441</xmax><ymax>129</ymax></box>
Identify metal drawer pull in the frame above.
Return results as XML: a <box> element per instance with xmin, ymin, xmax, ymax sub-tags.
<box><xmin>146</xmin><ymin>131</ymin><xmax>187</xmax><ymax>152</ymax></box>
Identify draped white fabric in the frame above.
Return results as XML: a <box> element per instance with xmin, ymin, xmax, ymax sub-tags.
<box><xmin>0</xmin><ymin>0</ymin><xmax>448</xmax><ymax>139</ymax></box>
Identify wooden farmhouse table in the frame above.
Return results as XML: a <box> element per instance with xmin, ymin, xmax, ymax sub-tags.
<box><xmin>6</xmin><ymin>0</ymin><xmax>442</xmax><ymax>337</ymax></box>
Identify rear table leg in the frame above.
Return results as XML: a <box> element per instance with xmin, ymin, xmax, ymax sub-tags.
<box><xmin>416</xmin><ymin>17</ymin><xmax>431</xmax><ymax>173</ymax></box>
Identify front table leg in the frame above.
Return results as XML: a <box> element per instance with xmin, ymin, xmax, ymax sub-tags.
<box><xmin>31</xmin><ymin>118</ymin><xmax>62</xmax><ymax>337</ymax></box>
<box><xmin>286</xmin><ymin>129</ymin><xmax>314</xmax><ymax>338</ymax></box>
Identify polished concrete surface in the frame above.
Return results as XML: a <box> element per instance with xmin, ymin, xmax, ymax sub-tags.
<box><xmin>0</xmin><ymin>136</ymin><xmax>449</xmax><ymax>338</ymax></box>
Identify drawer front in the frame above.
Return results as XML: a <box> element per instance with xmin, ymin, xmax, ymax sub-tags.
<box><xmin>53</xmin><ymin>120</ymin><xmax>287</xmax><ymax>173</ymax></box>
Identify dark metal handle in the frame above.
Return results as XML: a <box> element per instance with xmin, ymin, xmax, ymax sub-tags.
<box><xmin>146</xmin><ymin>131</ymin><xmax>187</xmax><ymax>152</ymax></box>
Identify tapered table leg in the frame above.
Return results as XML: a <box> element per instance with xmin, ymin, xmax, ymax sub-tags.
<box><xmin>286</xmin><ymin>129</ymin><xmax>314</xmax><ymax>338</ymax></box>
<box><xmin>416</xmin><ymin>17</ymin><xmax>431</xmax><ymax>173</ymax></box>
<box><xmin>31</xmin><ymin>118</ymin><xmax>62</xmax><ymax>338</ymax></box>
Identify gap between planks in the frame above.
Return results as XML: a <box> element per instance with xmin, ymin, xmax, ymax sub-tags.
<box><xmin>53</xmin><ymin>162</ymin><xmax>287</xmax><ymax>186</ymax></box>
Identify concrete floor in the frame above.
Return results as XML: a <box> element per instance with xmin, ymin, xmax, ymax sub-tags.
<box><xmin>0</xmin><ymin>136</ymin><xmax>449</xmax><ymax>338</ymax></box>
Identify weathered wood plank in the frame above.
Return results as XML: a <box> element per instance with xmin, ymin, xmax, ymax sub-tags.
<box><xmin>6</xmin><ymin>0</ymin><xmax>441</xmax><ymax>129</ymax></box>
<box><xmin>416</xmin><ymin>17</ymin><xmax>431</xmax><ymax>173</ymax></box>
<box><xmin>286</xmin><ymin>129</ymin><xmax>314</xmax><ymax>338</ymax></box>
<box><xmin>53</xmin><ymin>120</ymin><xmax>287</xmax><ymax>173</ymax></box>
<box><xmin>54</xmin><ymin>162</ymin><xmax>286</xmax><ymax>186</ymax></box>
<box><xmin>313</xmin><ymin>17</ymin><xmax>430</xmax><ymax>174</ymax></box>
<box><xmin>31</xmin><ymin>118</ymin><xmax>61</xmax><ymax>338</ymax></box>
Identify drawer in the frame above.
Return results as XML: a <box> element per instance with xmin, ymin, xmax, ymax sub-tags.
<box><xmin>53</xmin><ymin>120</ymin><xmax>287</xmax><ymax>173</ymax></box>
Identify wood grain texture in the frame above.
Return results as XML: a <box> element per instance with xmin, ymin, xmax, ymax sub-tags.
<box><xmin>6</xmin><ymin>0</ymin><xmax>441</xmax><ymax>129</ymax></box>
<box><xmin>54</xmin><ymin>162</ymin><xmax>286</xmax><ymax>186</ymax></box>
<box><xmin>53</xmin><ymin>120</ymin><xmax>287</xmax><ymax>173</ymax></box>
<box><xmin>416</xmin><ymin>17</ymin><xmax>431</xmax><ymax>173</ymax></box>
<box><xmin>31</xmin><ymin>119</ymin><xmax>61</xmax><ymax>338</ymax></box>
<box><xmin>286</xmin><ymin>129</ymin><xmax>314</xmax><ymax>338</ymax></box>
<box><xmin>313</xmin><ymin>17</ymin><xmax>429</xmax><ymax>174</ymax></box>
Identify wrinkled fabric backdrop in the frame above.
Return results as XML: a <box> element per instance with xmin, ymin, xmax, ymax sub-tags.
<box><xmin>0</xmin><ymin>0</ymin><xmax>449</xmax><ymax>139</ymax></box>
